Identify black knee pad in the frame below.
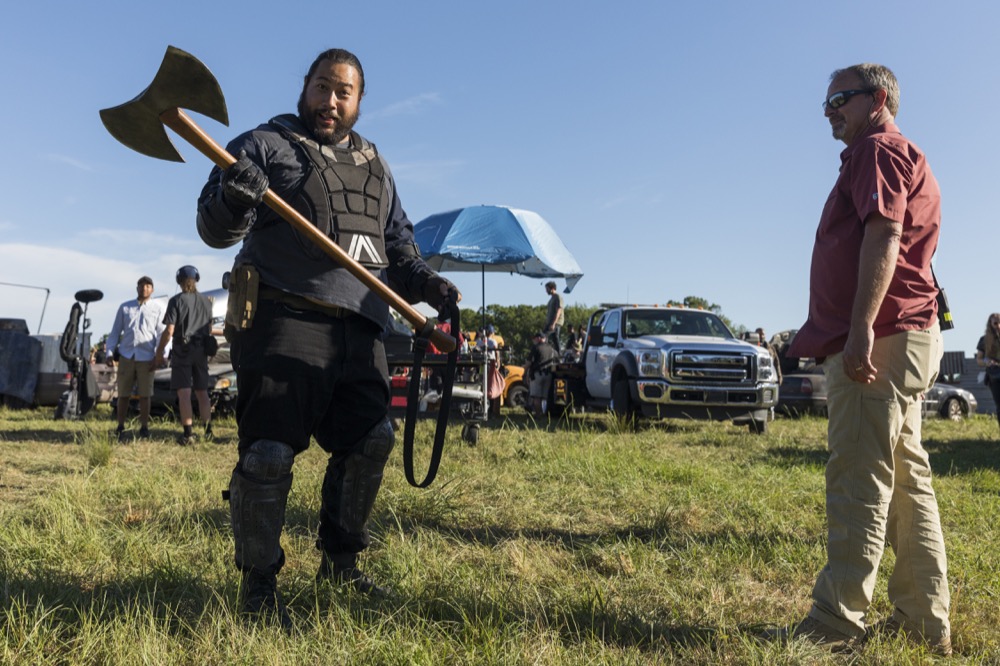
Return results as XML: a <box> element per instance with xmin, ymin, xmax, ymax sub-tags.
<box><xmin>240</xmin><ymin>438</ymin><xmax>295</xmax><ymax>481</ymax></box>
<box><xmin>229</xmin><ymin>439</ymin><xmax>295</xmax><ymax>573</ymax></box>
<box><xmin>339</xmin><ymin>418</ymin><xmax>394</xmax><ymax>534</ymax></box>
<box><xmin>358</xmin><ymin>417</ymin><xmax>395</xmax><ymax>461</ymax></box>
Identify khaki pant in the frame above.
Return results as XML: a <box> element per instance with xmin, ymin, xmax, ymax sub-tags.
<box><xmin>116</xmin><ymin>355</ymin><xmax>155</xmax><ymax>398</ymax></box>
<box><xmin>809</xmin><ymin>324</ymin><xmax>950</xmax><ymax>641</ymax></box>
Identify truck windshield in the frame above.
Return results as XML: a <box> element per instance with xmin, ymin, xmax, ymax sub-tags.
<box><xmin>623</xmin><ymin>310</ymin><xmax>732</xmax><ymax>339</ymax></box>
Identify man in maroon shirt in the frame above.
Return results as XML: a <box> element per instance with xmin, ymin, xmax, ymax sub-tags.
<box><xmin>767</xmin><ymin>64</ymin><xmax>951</xmax><ymax>655</ymax></box>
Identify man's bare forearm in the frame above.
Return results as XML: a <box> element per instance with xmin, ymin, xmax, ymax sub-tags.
<box><xmin>840</xmin><ymin>214</ymin><xmax>903</xmax><ymax>382</ymax></box>
<box><xmin>851</xmin><ymin>215</ymin><xmax>902</xmax><ymax>330</ymax></box>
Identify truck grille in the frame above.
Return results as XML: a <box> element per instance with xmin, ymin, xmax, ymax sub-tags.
<box><xmin>669</xmin><ymin>350</ymin><xmax>755</xmax><ymax>384</ymax></box>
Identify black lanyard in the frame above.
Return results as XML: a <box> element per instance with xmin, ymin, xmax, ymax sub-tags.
<box><xmin>402</xmin><ymin>302</ymin><xmax>459</xmax><ymax>488</ymax></box>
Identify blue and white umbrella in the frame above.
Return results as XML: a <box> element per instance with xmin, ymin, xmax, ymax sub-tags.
<box><xmin>414</xmin><ymin>205</ymin><xmax>584</xmax><ymax>296</ymax></box>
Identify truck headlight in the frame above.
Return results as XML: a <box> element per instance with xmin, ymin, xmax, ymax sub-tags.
<box><xmin>757</xmin><ymin>354</ymin><xmax>777</xmax><ymax>382</ymax></box>
<box><xmin>636</xmin><ymin>350</ymin><xmax>664</xmax><ymax>377</ymax></box>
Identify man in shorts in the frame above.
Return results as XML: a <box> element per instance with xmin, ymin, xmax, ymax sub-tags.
<box><xmin>156</xmin><ymin>265</ymin><xmax>215</xmax><ymax>445</ymax></box>
<box><xmin>527</xmin><ymin>331</ymin><xmax>558</xmax><ymax>417</ymax></box>
<box><xmin>107</xmin><ymin>276</ymin><xmax>165</xmax><ymax>442</ymax></box>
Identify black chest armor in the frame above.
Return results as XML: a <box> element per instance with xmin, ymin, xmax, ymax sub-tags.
<box><xmin>268</xmin><ymin>115</ymin><xmax>389</xmax><ymax>268</ymax></box>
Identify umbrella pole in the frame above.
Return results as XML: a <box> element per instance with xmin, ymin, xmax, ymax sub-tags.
<box><xmin>481</xmin><ymin>265</ymin><xmax>486</xmax><ymax>332</ymax></box>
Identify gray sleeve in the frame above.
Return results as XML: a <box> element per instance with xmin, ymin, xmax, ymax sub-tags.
<box><xmin>106</xmin><ymin>305</ymin><xmax>125</xmax><ymax>352</ymax></box>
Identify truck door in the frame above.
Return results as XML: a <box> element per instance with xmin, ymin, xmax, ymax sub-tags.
<box><xmin>586</xmin><ymin>311</ymin><xmax>621</xmax><ymax>399</ymax></box>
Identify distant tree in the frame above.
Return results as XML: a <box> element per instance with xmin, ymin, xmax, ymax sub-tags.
<box><xmin>672</xmin><ymin>296</ymin><xmax>742</xmax><ymax>334</ymax></box>
<box><xmin>563</xmin><ymin>304</ymin><xmax>597</xmax><ymax>331</ymax></box>
<box><xmin>680</xmin><ymin>295</ymin><xmax>720</xmax><ymax>313</ymax></box>
<box><xmin>480</xmin><ymin>303</ymin><xmax>600</xmax><ymax>363</ymax></box>
<box><xmin>458</xmin><ymin>307</ymin><xmax>482</xmax><ymax>333</ymax></box>
<box><xmin>487</xmin><ymin>304</ymin><xmax>545</xmax><ymax>363</ymax></box>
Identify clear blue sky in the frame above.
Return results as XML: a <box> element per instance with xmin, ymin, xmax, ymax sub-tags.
<box><xmin>1</xmin><ymin>1</ymin><xmax>994</xmax><ymax>356</ymax></box>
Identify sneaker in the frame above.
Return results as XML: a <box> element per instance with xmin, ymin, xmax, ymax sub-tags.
<box><xmin>177</xmin><ymin>433</ymin><xmax>197</xmax><ymax>446</ymax></box>
<box><xmin>865</xmin><ymin>617</ymin><xmax>952</xmax><ymax>657</ymax></box>
<box><xmin>138</xmin><ymin>426</ymin><xmax>151</xmax><ymax>439</ymax></box>
<box><xmin>204</xmin><ymin>423</ymin><xmax>214</xmax><ymax>440</ymax></box>
<box><xmin>239</xmin><ymin>570</ymin><xmax>292</xmax><ymax>631</ymax></box>
<box><xmin>759</xmin><ymin>616</ymin><xmax>858</xmax><ymax>653</ymax></box>
<box><xmin>316</xmin><ymin>553</ymin><xmax>392</xmax><ymax>597</ymax></box>
<box><xmin>115</xmin><ymin>425</ymin><xmax>127</xmax><ymax>443</ymax></box>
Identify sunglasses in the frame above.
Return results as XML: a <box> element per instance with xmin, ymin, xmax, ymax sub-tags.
<box><xmin>823</xmin><ymin>89</ymin><xmax>873</xmax><ymax>111</ymax></box>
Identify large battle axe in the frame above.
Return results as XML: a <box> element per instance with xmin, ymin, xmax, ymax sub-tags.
<box><xmin>100</xmin><ymin>45</ymin><xmax>456</xmax><ymax>352</ymax></box>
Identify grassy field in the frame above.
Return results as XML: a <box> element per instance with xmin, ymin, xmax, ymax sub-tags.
<box><xmin>1</xmin><ymin>405</ymin><xmax>998</xmax><ymax>665</ymax></box>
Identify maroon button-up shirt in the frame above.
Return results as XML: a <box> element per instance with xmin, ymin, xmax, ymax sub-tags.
<box><xmin>789</xmin><ymin>122</ymin><xmax>940</xmax><ymax>360</ymax></box>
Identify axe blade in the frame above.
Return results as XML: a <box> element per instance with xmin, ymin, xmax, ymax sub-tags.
<box><xmin>99</xmin><ymin>45</ymin><xmax>230</xmax><ymax>162</ymax></box>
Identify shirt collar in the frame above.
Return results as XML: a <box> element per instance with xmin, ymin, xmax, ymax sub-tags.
<box><xmin>840</xmin><ymin>121</ymin><xmax>900</xmax><ymax>161</ymax></box>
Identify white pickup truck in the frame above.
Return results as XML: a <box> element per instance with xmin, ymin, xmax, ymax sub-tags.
<box><xmin>551</xmin><ymin>304</ymin><xmax>780</xmax><ymax>433</ymax></box>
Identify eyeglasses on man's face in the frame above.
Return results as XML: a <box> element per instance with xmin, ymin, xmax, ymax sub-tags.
<box><xmin>823</xmin><ymin>89</ymin><xmax>873</xmax><ymax>111</ymax></box>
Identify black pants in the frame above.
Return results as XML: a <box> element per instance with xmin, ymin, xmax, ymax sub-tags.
<box><xmin>547</xmin><ymin>325</ymin><xmax>562</xmax><ymax>353</ymax></box>
<box><xmin>989</xmin><ymin>371</ymin><xmax>1000</xmax><ymax>429</ymax></box>
<box><xmin>232</xmin><ymin>298</ymin><xmax>390</xmax><ymax>553</ymax></box>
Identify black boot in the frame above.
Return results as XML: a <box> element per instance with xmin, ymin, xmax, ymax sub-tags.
<box><xmin>316</xmin><ymin>552</ymin><xmax>392</xmax><ymax>597</ymax></box>
<box><xmin>239</xmin><ymin>569</ymin><xmax>292</xmax><ymax>630</ymax></box>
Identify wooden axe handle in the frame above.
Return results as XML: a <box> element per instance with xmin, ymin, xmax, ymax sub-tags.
<box><xmin>159</xmin><ymin>107</ymin><xmax>456</xmax><ymax>352</ymax></box>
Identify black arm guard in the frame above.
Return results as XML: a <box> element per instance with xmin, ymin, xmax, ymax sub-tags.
<box><xmin>196</xmin><ymin>173</ymin><xmax>257</xmax><ymax>249</ymax></box>
<box><xmin>385</xmin><ymin>240</ymin><xmax>435</xmax><ymax>304</ymax></box>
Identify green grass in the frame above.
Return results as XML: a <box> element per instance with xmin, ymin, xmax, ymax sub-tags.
<box><xmin>1</xmin><ymin>405</ymin><xmax>998</xmax><ymax>664</ymax></box>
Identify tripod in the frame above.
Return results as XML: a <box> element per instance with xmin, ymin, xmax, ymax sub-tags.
<box><xmin>55</xmin><ymin>289</ymin><xmax>103</xmax><ymax>420</ymax></box>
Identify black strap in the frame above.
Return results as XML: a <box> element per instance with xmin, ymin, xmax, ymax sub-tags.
<box><xmin>930</xmin><ymin>264</ymin><xmax>954</xmax><ymax>331</ymax></box>
<box><xmin>402</xmin><ymin>303</ymin><xmax>460</xmax><ymax>488</ymax></box>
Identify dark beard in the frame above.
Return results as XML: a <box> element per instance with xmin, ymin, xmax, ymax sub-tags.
<box><xmin>297</xmin><ymin>92</ymin><xmax>360</xmax><ymax>146</ymax></box>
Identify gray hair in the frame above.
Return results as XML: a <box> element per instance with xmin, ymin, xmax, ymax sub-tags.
<box><xmin>831</xmin><ymin>63</ymin><xmax>899</xmax><ymax>116</ymax></box>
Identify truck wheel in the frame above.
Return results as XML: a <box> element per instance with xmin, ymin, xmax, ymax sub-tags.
<box><xmin>507</xmin><ymin>384</ymin><xmax>528</xmax><ymax>409</ymax></box>
<box><xmin>748</xmin><ymin>419</ymin><xmax>768</xmax><ymax>435</ymax></box>
<box><xmin>461</xmin><ymin>423</ymin><xmax>479</xmax><ymax>445</ymax></box>
<box><xmin>612</xmin><ymin>378</ymin><xmax>637</xmax><ymax>420</ymax></box>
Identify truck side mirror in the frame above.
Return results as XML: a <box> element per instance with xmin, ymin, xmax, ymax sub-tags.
<box><xmin>587</xmin><ymin>325</ymin><xmax>602</xmax><ymax>346</ymax></box>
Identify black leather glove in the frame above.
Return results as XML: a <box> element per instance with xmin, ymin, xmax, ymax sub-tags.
<box><xmin>221</xmin><ymin>149</ymin><xmax>268</xmax><ymax>210</ymax></box>
<box><xmin>422</xmin><ymin>275</ymin><xmax>460</xmax><ymax>317</ymax></box>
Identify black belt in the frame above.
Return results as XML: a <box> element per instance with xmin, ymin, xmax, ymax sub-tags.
<box><xmin>259</xmin><ymin>286</ymin><xmax>353</xmax><ymax>318</ymax></box>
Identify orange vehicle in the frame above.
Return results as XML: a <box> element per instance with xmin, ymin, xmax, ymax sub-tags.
<box><xmin>501</xmin><ymin>365</ymin><xmax>528</xmax><ymax>409</ymax></box>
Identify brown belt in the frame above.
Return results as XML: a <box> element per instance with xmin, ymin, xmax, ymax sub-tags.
<box><xmin>258</xmin><ymin>286</ymin><xmax>354</xmax><ymax>318</ymax></box>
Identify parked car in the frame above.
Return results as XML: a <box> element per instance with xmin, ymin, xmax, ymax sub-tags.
<box><xmin>142</xmin><ymin>343</ymin><xmax>236</xmax><ymax>418</ymax></box>
<box><xmin>778</xmin><ymin>364</ymin><xmax>977</xmax><ymax>421</ymax></box>
<box><xmin>777</xmin><ymin>366</ymin><xmax>827</xmax><ymax>416</ymax></box>
<box><xmin>922</xmin><ymin>383</ymin><xmax>977</xmax><ymax>421</ymax></box>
